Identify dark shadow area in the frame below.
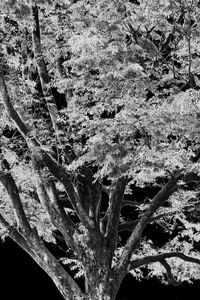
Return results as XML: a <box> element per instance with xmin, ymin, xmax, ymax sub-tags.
<box><xmin>116</xmin><ymin>273</ymin><xmax>200</xmax><ymax>300</ymax></box>
<box><xmin>0</xmin><ymin>238</ymin><xmax>199</xmax><ymax>300</ymax></box>
<box><xmin>0</xmin><ymin>238</ymin><xmax>63</xmax><ymax>300</ymax></box>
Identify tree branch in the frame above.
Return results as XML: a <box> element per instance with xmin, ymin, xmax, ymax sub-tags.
<box><xmin>31</xmin><ymin>6</ymin><xmax>102</xmax><ymax>230</ymax></box>
<box><xmin>128</xmin><ymin>251</ymin><xmax>200</xmax><ymax>286</ymax></box>
<box><xmin>121</xmin><ymin>200</ymin><xmax>139</xmax><ymax>208</ymax></box>
<box><xmin>28</xmin><ymin>227</ymin><xmax>83</xmax><ymax>299</ymax></box>
<box><xmin>0</xmin><ymin>74</ymin><xmax>29</xmax><ymax>139</ymax></box>
<box><xmin>32</xmin><ymin>159</ymin><xmax>83</xmax><ymax>256</ymax></box>
<box><xmin>0</xmin><ymin>213</ymin><xmax>35</xmax><ymax>256</ymax></box>
<box><xmin>116</xmin><ymin>173</ymin><xmax>182</xmax><ymax>278</ymax></box>
<box><xmin>118</xmin><ymin>210</ymin><xmax>177</xmax><ymax>232</ymax></box>
<box><xmin>20</xmin><ymin>187</ymin><xmax>74</xmax><ymax>209</ymax></box>
<box><xmin>31</xmin><ymin>4</ymin><xmax>76</xmax><ymax>163</ymax></box>
<box><xmin>105</xmin><ymin>177</ymin><xmax>127</xmax><ymax>264</ymax></box>
<box><xmin>0</xmin><ymin>159</ymin><xmax>32</xmax><ymax>235</ymax></box>
<box><xmin>0</xmin><ymin>209</ymin><xmax>83</xmax><ymax>299</ymax></box>
<box><xmin>31</xmin><ymin>4</ymin><xmax>58</xmax><ymax>129</ymax></box>
<box><xmin>0</xmin><ymin>72</ymin><xmax>94</xmax><ymax>230</ymax></box>
<box><xmin>129</xmin><ymin>252</ymin><xmax>200</xmax><ymax>269</ymax></box>
<box><xmin>160</xmin><ymin>259</ymin><xmax>179</xmax><ymax>286</ymax></box>
<box><xmin>76</xmin><ymin>166</ymin><xmax>102</xmax><ymax>228</ymax></box>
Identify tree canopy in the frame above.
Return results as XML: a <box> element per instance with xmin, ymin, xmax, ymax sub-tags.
<box><xmin>1</xmin><ymin>1</ymin><xmax>200</xmax><ymax>299</ymax></box>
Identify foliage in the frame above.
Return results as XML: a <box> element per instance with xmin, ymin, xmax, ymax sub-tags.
<box><xmin>1</xmin><ymin>0</ymin><xmax>200</xmax><ymax>299</ymax></box>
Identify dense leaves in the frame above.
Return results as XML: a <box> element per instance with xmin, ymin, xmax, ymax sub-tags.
<box><xmin>1</xmin><ymin>1</ymin><xmax>200</xmax><ymax>299</ymax></box>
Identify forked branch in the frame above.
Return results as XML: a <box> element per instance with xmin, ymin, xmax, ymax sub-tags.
<box><xmin>0</xmin><ymin>72</ymin><xmax>94</xmax><ymax>230</ymax></box>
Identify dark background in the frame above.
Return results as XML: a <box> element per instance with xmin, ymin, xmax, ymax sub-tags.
<box><xmin>0</xmin><ymin>238</ymin><xmax>199</xmax><ymax>300</ymax></box>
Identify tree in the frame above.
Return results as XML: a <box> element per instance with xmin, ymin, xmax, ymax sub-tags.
<box><xmin>1</xmin><ymin>0</ymin><xmax>200</xmax><ymax>299</ymax></box>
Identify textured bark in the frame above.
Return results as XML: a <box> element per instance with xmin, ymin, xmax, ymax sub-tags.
<box><xmin>28</xmin><ymin>228</ymin><xmax>83</xmax><ymax>300</ymax></box>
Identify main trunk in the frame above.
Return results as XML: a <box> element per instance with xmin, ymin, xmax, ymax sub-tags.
<box><xmin>84</xmin><ymin>267</ymin><xmax>114</xmax><ymax>300</ymax></box>
<box><xmin>54</xmin><ymin>259</ymin><xmax>120</xmax><ymax>300</ymax></box>
<box><xmin>52</xmin><ymin>273</ymin><xmax>119</xmax><ymax>300</ymax></box>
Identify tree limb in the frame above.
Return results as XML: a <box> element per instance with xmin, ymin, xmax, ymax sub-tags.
<box><xmin>118</xmin><ymin>210</ymin><xmax>177</xmax><ymax>232</ymax></box>
<box><xmin>128</xmin><ymin>252</ymin><xmax>200</xmax><ymax>285</ymax></box>
<box><xmin>160</xmin><ymin>259</ymin><xmax>179</xmax><ymax>286</ymax></box>
<box><xmin>76</xmin><ymin>166</ymin><xmax>102</xmax><ymax>228</ymax></box>
<box><xmin>31</xmin><ymin>4</ymin><xmax>59</xmax><ymax>130</ymax></box>
<box><xmin>121</xmin><ymin>200</ymin><xmax>139</xmax><ymax>208</ymax></box>
<box><xmin>105</xmin><ymin>177</ymin><xmax>127</xmax><ymax>265</ymax></box>
<box><xmin>0</xmin><ymin>206</ymin><xmax>83</xmax><ymax>299</ymax></box>
<box><xmin>32</xmin><ymin>234</ymin><xmax>83</xmax><ymax>300</ymax></box>
<box><xmin>21</xmin><ymin>187</ymin><xmax>74</xmax><ymax>209</ymax></box>
<box><xmin>31</xmin><ymin>4</ymin><xmax>76</xmax><ymax>164</ymax></box>
<box><xmin>0</xmin><ymin>69</ymin><xmax>94</xmax><ymax>231</ymax></box>
<box><xmin>116</xmin><ymin>173</ymin><xmax>182</xmax><ymax>278</ymax></box>
<box><xmin>0</xmin><ymin>159</ymin><xmax>32</xmax><ymax>235</ymax></box>
<box><xmin>129</xmin><ymin>252</ymin><xmax>200</xmax><ymax>269</ymax></box>
<box><xmin>31</xmin><ymin>6</ymin><xmax>103</xmax><ymax>230</ymax></box>
<box><xmin>32</xmin><ymin>158</ymin><xmax>85</xmax><ymax>257</ymax></box>
<box><xmin>0</xmin><ymin>213</ymin><xmax>35</xmax><ymax>256</ymax></box>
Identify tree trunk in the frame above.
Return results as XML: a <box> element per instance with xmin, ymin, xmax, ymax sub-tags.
<box><xmin>82</xmin><ymin>260</ymin><xmax>119</xmax><ymax>300</ymax></box>
<box><xmin>84</xmin><ymin>277</ymin><xmax>115</xmax><ymax>300</ymax></box>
